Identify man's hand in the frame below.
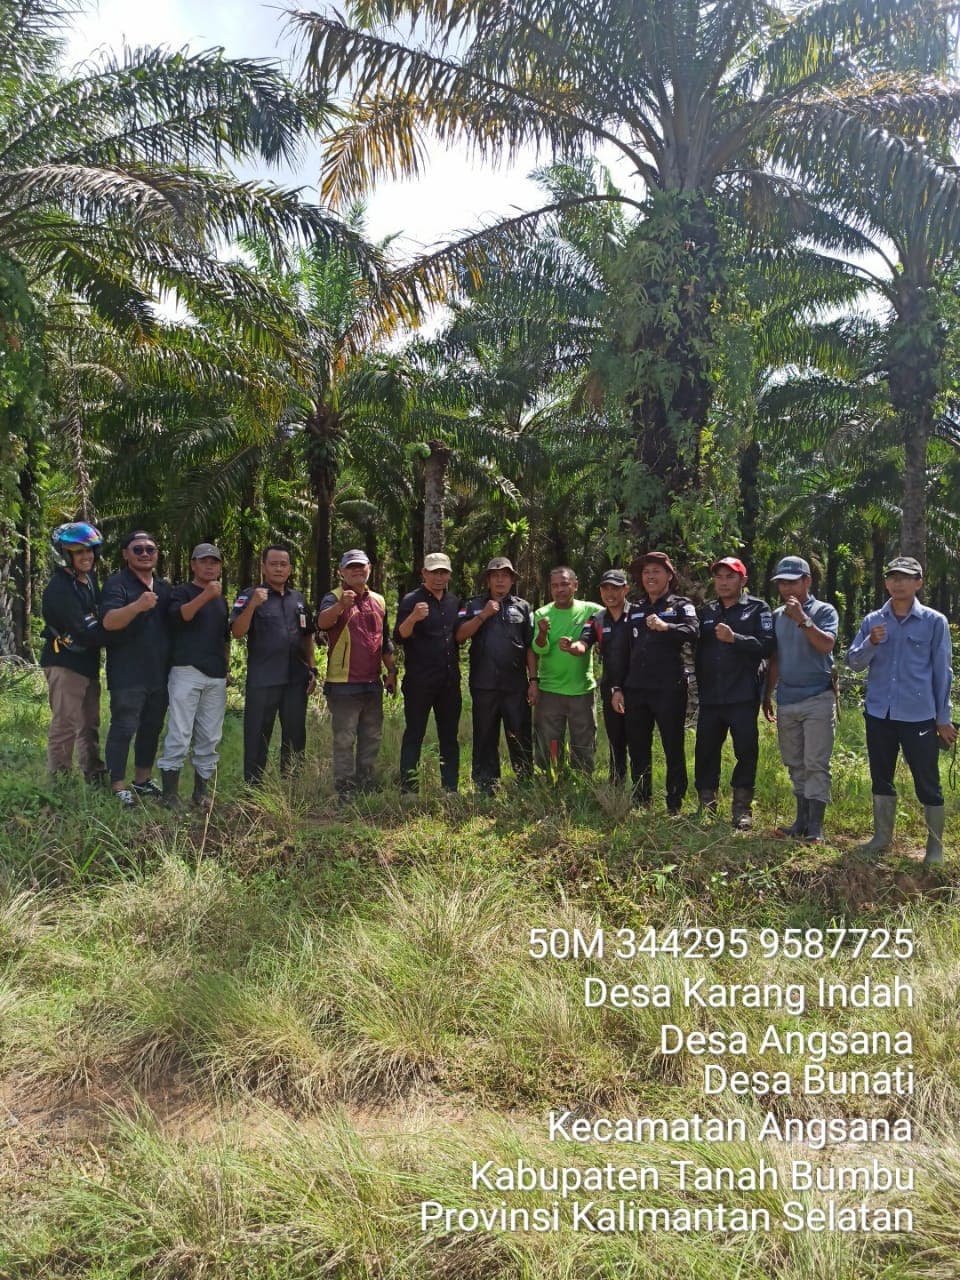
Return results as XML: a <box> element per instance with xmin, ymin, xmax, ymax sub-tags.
<box><xmin>646</xmin><ymin>614</ymin><xmax>669</xmax><ymax>632</ymax></box>
<box><xmin>558</xmin><ymin>635</ymin><xmax>573</xmax><ymax>652</ymax></box>
<box><xmin>527</xmin><ymin>681</ymin><xmax>540</xmax><ymax>707</ymax></box>
<box><xmin>203</xmin><ymin>581</ymin><xmax>223</xmax><ymax>599</ymax></box>
<box><xmin>250</xmin><ymin>586</ymin><xmax>269</xmax><ymax>610</ymax></box>
<box><xmin>340</xmin><ymin>589</ymin><xmax>357</xmax><ymax>612</ymax></box>
<box><xmin>537</xmin><ymin>616</ymin><xmax>550</xmax><ymax>636</ymax></box>
<box><xmin>306</xmin><ymin>671</ymin><xmax>317</xmax><ymax>695</ymax></box>
<box><xmin>869</xmin><ymin>623</ymin><xmax>887</xmax><ymax>646</ymax></box>
<box><xmin>481</xmin><ymin>598</ymin><xmax>500</xmax><ymax>619</ymax></box>
<box><xmin>715</xmin><ymin>622</ymin><xmax>735</xmax><ymax>644</ymax></box>
<box><xmin>411</xmin><ymin>601</ymin><xmax>430</xmax><ymax>624</ymax></box>
<box><xmin>762</xmin><ymin>698</ymin><xmax>776</xmax><ymax>724</ymax></box>
<box><xmin>384</xmin><ymin>670</ymin><xmax>398</xmax><ymax>695</ymax></box>
<box><xmin>137</xmin><ymin>591</ymin><xmax>158</xmax><ymax>613</ymax></box>
<box><xmin>937</xmin><ymin>722</ymin><xmax>957</xmax><ymax>747</ymax></box>
<box><xmin>783</xmin><ymin>595</ymin><xmax>804</xmax><ymax>625</ymax></box>
<box><xmin>611</xmin><ymin>690</ymin><xmax>625</xmax><ymax>714</ymax></box>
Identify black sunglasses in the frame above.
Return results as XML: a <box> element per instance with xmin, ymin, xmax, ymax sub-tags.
<box><xmin>129</xmin><ymin>543</ymin><xmax>157</xmax><ymax>556</ymax></box>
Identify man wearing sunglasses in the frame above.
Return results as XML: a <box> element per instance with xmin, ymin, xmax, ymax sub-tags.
<box><xmin>101</xmin><ymin>530</ymin><xmax>172</xmax><ymax>807</ymax></box>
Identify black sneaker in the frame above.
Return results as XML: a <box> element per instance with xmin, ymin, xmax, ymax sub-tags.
<box><xmin>131</xmin><ymin>778</ymin><xmax>162</xmax><ymax>799</ymax></box>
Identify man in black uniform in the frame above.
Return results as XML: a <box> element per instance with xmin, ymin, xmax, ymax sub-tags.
<box><xmin>607</xmin><ymin>551</ymin><xmax>699</xmax><ymax>813</ymax></box>
<box><xmin>395</xmin><ymin>552</ymin><xmax>462</xmax><ymax>793</ymax></box>
<box><xmin>101</xmin><ymin>530</ymin><xmax>172</xmax><ymax>807</ymax></box>
<box><xmin>695</xmin><ymin>556</ymin><xmax>776</xmax><ymax>829</ymax></box>
<box><xmin>455</xmin><ymin>556</ymin><xmax>535</xmax><ymax>794</ymax></box>
<box><xmin>230</xmin><ymin>545</ymin><xmax>315</xmax><ymax>784</ymax></box>
<box><xmin>566</xmin><ymin>569</ymin><xmax>631</xmax><ymax>785</ymax></box>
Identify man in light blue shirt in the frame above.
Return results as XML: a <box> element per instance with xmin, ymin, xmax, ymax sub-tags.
<box><xmin>762</xmin><ymin>556</ymin><xmax>839</xmax><ymax>842</ymax></box>
<box><xmin>847</xmin><ymin>556</ymin><xmax>956</xmax><ymax>864</ymax></box>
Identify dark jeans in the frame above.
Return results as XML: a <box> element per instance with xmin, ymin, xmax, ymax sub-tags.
<box><xmin>471</xmin><ymin>686</ymin><xmax>532</xmax><ymax>791</ymax></box>
<box><xmin>624</xmin><ymin>683</ymin><xmax>688</xmax><ymax>811</ymax></box>
<box><xmin>600</xmin><ymin>685</ymin><xmax>627</xmax><ymax>785</ymax></box>
<box><xmin>106</xmin><ymin>685</ymin><xmax>168</xmax><ymax>782</ymax></box>
<box><xmin>694</xmin><ymin>701</ymin><xmax>760</xmax><ymax>792</ymax></box>
<box><xmin>865</xmin><ymin>713</ymin><xmax>943</xmax><ymax>806</ymax></box>
<box><xmin>400</xmin><ymin>680</ymin><xmax>461</xmax><ymax>792</ymax></box>
<box><xmin>243</xmin><ymin>682</ymin><xmax>308</xmax><ymax>783</ymax></box>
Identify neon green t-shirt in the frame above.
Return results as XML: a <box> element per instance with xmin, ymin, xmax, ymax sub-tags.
<box><xmin>532</xmin><ymin>599</ymin><xmax>601</xmax><ymax>695</ymax></box>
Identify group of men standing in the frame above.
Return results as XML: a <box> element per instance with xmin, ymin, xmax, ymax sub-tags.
<box><xmin>39</xmin><ymin>524</ymin><xmax>954</xmax><ymax>863</ymax></box>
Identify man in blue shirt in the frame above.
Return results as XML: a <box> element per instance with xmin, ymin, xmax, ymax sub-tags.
<box><xmin>847</xmin><ymin>556</ymin><xmax>956</xmax><ymax>864</ymax></box>
<box><xmin>762</xmin><ymin>556</ymin><xmax>838</xmax><ymax>842</ymax></box>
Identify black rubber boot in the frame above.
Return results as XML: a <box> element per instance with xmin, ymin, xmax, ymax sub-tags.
<box><xmin>804</xmin><ymin>799</ymin><xmax>827</xmax><ymax>843</ymax></box>
<box><xmin>775</xmin><ymin>796</ymin><xmax>808</xmax><ymax>838</ymax></box>
<box><xmin>160</xmin><ymin>768</ymin><xmax>183</xmax><ymax>811</ymax></box>
<box><xmin>731</xmin><ymin>787</ymin><xmax>754</xmax><ymax>831</ymax></box>
<box><xmin>191</xmin><ymin>773</ymin><xmax>211</xmax><ymax>811</ymax></box>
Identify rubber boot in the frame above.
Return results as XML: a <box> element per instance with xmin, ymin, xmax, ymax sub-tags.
<box><xmin>923</xmin><ymin>805</ymin><xmax>945</xmax><ymax>865</ymax></box>
<box><xmin>698</xmin><ymin>789</ymin><xmax>718</xmax><ymax>816</ymax></box>
<box><xmin>160</xmin><ymin>768</ymin><xmax>183</xmax><ymax>811</ymax></box>
<box><xmin>191</xmin><ymin>773</ymin><xmax>211</xmax><ymax>811</ymax></box>
<box><xmin>858</xmin><ymin>795</ymin><xmax>896</xmax><ymax>858</ymax></box>
<box><xmin>804</xmin><ymin>799</ymin><xmax>827</xmax><ymax>843</ymax></box>
<box><xmin>775</xmin><ymin>796</ymin><xmax>808</xmax><ymax>838</ymax></box>
<box><xmin>731</xmin><ymin>787</ymin><xmax>754</xmax><ymax>832</ymax></box>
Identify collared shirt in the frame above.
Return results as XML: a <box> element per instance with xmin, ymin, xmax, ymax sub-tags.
<box><xmin>101</xmin><ymin>567</ymin><xmax>172</xmax><ymax>692</ymax></box>
<box><xmin>394</xmin><ymin>586</ymin><xmax>461</xmax><ymax>687</ymax></box>
<box><xmin>231</xmin><ymin>584</ymin><xmax>312</xmax><ymax>690</ymax></box>
<box><xmin>168</xmin><ymin>584</ymin><xmax>229</xmax><ymax>679</ymax></box>
<box><xmin>847</xmin><ymin>597</ymin><xmax>952</xmax><ymax>724</ymax></box>
<box><xmin>696</xmin><ymin>593</ymin><xmax>776</xmax><ymax>705</ymax></box>
<box><xmin>459</xmin><ymin>592</ymin><xmax>534</xmax><ymax>692</ymax></box>
<box><xmin>40</xmin><ymin>568</ymin><xmax>103</xmax><ymax>679</ymax></box>
<box><xmin>773</xmin><ymin>594</ymin><xmax>837</xmax><ymax>706</ymax></box>
<box><xmin>606</xmin><ymin>592</ymin><xmax>699</xmax><ymax>692</ymax></box>
<box><xmin>577</xmin><ymin>607</ymin><xmax>631</xmax><ymax>691</ymax></box>
<box><xmin>532</xmin><ymin>599</ymin><xmax>600</xmax><ymax>695</ymax></box>
<box><xmin>318</xmin><ymin>586</ymin><xmax>393</xmax><ymax>694</ymax></box>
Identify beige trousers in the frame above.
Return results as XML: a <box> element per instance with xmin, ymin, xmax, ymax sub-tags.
<box><xmin>45</xmin><ymin>665</ymin><xmax>103</xmax><ymax>776</ymax></box>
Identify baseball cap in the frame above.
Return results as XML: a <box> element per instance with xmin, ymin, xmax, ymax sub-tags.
<box><xmin>339</xmin><ymin>549</ymin><xmax>370</xmax><ymax>569</ymax></box>
<box><xmin>599</xmin><ymin>569</ymin><xmax>628</xmax><ymax>587</ymax></box>
<box><xmin>485</xmin><ymin>556</ymin><xmax>516</xmax><ymax>575</ymax></box>
<box><xmin>423</xmin><ymin>552</ymin><xmax>452</xmax><ymax>572</ymax></box>
<box><xmin>884</xmin><ymin>556</ymin><xmax>923</xmax><ymax>577</ymax></box>
<box><xmin>770</xmin><ymin>556</ymin><xmax>811</xmax><ymax>581</ymax></box>
<box><xmin>711</xmin><ymin>556</ymin><xmax>747</xmax><ymax>577</ymax></box>
<box><xmin>635</xmin><ymin>551</ymin><xmax>677</xmax><ymax>579</ymax></box>
<box><xmin>191</xmin><ymin>542</ymin><xmax>222</xmax><ymax>561</ymax></box>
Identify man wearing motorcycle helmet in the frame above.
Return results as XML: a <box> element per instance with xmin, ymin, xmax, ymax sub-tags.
<box><xmin>40</xmin><ymin>522</ymin><xmax>107</xmax><ymax>780</ymax></box>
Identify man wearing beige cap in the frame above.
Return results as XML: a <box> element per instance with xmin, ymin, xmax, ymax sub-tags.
<box><xmin>156</xmin><ymin>542</ymin><xmax>229</xmax><ymax>810</ymax></box>
<box><xmin>395</xmin><ymin>552</ymin><xmax>462</xmax><ymax>792</ymax></box>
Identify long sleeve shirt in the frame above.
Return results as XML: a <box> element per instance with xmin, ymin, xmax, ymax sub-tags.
<box><xmin>696</xmin><ymin>594</ymin><xmax>775</xmax><ymax>706</ymax></box>
<box><xmin>847</xmin><ymin>598</ymin><xmax>952</xmax><ymax>724</ymax></box>
<box><xmin>606</xmin><ymin>592</ymin><xmax>699</xmax><ymax>692</ymax></box>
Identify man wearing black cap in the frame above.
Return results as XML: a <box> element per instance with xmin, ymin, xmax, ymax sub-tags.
<box><xmin>694</xmin><ymin>557</ymin><xmax>775</xmax><ymax>829</ymax></box>
<box><xmin>847</xmin><ymin>556</ymin><xmax>955</xmax><ymax>864</ymax></box>
<box><xmin>455</xmin><ymin>556</ymin><xmax>536</xmax><ymax>793</ymax></box>
<box><xmin>156</xmin><ymin>543</ymin><xmax>229</xmax><ymax>810</ymax></box>
<box><xmin>762</xmin><ymin>555</ymin><xmax>838</xmax><ymax>842</ymax></box>
<box><xmin>231</xmin><ymin>545</ymin><xmax>316</xmax><ymax>784</ymax></box>
<box><xmin>101</xmin><ymin>530</ymin><xmax>172</xmax><ymax>807</ymax></box>
<box><xmin>607</xmin><ymin>552</ymin><xmax>699</xmax><ymax>813</ymax></box>
<box><xmin>566</xmin><ymin>569</ymin><xmax>632</xmax><ymax>785</ymax></box>
<box><xmin>316</xmin><ymin>549</ymin><xmax>397</xmax><ymax>800</ymax></box>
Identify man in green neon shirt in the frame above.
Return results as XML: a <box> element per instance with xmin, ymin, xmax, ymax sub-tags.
<box><xmin>530</xmin><ymin>566</ymin><xmax>601</xmax><ymax>773</ymax></box>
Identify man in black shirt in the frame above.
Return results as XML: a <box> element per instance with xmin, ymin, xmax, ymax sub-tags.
<box><xmin>156</xmin><ymin>543</ymin><xmax>229</xmax><ymax>810</ymax></box>
<box><xmin>101</xmin><ymin>530</ymin><xmax>172</xmax><ymax>807</ymax></box>
<box><xmin>566</xmin><ymin>569</ymin><xmax>631</xmax><ymax>785</ymax></box>
<box><xmin>40</xmin><ymin>522</ymin><xmax>106</xmax><ymax>780</ymax></box>
<box><xmin>456</xmin><ymin>556</ymin><xmax>535</xmax><ymax>794</ymax></box>
<box><xmin>395</xmin><ymin>552</ymin><xmax>462</xmax><ymax>792</ymax></box>
<box><xmin>694</xmin><ymin>557</ymin><xmax>776</xmax><ymax>829</ymax></box>
<box><xmin>231</xmin><ymin>545</ymin><xmax>315</xmax><ymax>783</ymax></box>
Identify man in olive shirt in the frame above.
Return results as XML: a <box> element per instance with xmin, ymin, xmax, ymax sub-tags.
<box><xmin>530</xmin><ymin>566</ymin><xmax>600</xmax><ymax>774</ymax></box>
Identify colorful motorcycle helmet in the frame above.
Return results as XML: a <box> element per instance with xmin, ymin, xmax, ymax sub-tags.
<box><xmin>51</xmin><ymin>521</ymin><xmax>103</xmax><ymax>566</ymax></box>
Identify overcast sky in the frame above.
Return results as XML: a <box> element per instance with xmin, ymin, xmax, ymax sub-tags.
<box><xmin>65</xmin><ymin>0</ymin><xmax>546</xmax><ymax>256</ymax></box>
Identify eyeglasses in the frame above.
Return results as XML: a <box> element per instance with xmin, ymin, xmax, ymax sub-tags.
<box><xmin>129</xmin><ymin>544</ymin><xmax>157</xmax><ymax>556</ymax></box>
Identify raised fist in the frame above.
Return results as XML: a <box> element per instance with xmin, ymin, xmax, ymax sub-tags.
<box><xmin>137</xmin><ymin>591</ymin><xmax>158</xmax><ymax>612</ymax></box>
<box><xmin>412</xmin><ymin>601</ymin><xmax>430</xmax><ymax>623</ymax></box>
<box><xmin>481</xmin><ymin>598</ymin><xmax>500</xmax><ymax>619</ymax></box>
<box><xmin>204</xmin><ymin>581</ymin><xmax>223</xmax><ymax>599</ymax></box>
<box><xmin>869</xmin><ymin>624</ymin><xmax>887</xmax><ymax>646</ymax></box>
<box><xmin>340</xmin><ymin>590</ymin><xmax>357</xmax><ymax>611</ymax></box>
<box><xmin>251</xmin><ymin>586</ymin><xmax>269</xmax><ymax>609</ymax></box>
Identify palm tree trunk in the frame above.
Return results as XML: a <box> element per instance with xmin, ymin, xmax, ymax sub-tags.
<box><xmin>305</xmin><ymin>404</ymin><xmax>341</xmax><ymax>598</ymax></box>
<box><xmin>423</xmin><ymin>439</ymin><xmax>451</xmax><ymax>553</ymax></box>
<box><xmin>900</xmin><ymin>414</ymin><xmax>930</xmax><ymax>561</ymax></box>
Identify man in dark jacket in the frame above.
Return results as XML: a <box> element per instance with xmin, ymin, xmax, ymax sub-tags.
<box><xmin>607</xmin><ymin>552</ymin><xmax>699</xmax><ymax>813</ymax></box>
<box><xmin>694</xmin><ymin>557</ymin><xmax>775</xmax><ymax>829</ymax></box>
<box><xmin>101</xmin><ymin>530</ymin><xmax>172</xmax><ymax>806</ymax></box>
<box><xmin>456</xmin><ymin>556</ymin><xmax>535</xmax><ymax>793</ymax></box>
<box><xmin>40</xmin><ymin>522</ymin><xmax>106</xmax><ymax>780</ymax></box>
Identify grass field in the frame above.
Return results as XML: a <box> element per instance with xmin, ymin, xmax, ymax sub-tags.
<box><xmin>0</xmin><ymin>662</ymin><xmax>958</xmax><ymax>1279</ymax></box>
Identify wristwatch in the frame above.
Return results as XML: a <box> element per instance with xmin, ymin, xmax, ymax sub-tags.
<box><xmin>800</xmin><ymin>616</ymin><xmax>814</xmax><ymax>629</ymax></box>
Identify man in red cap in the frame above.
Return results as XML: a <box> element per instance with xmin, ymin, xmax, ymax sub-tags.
<box><xmin>694</xmin><ymin>557</ymin><xmax>775</xmax><ymax>829</ymax></box>
<box><xmin>606</xmin><ymin>551</ymin><xmax>698</xmax><ymax>813</ymax></box>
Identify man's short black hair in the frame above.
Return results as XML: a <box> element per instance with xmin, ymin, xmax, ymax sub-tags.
<box><xmin>549</xmin><ymin>565</ymin><xmax>577</xmax><ymax>580</ymax></box>
<box><xmin>261</xmin><ymin>544</ymin><xmax>292</xmax><ymax>562</ymax></box>
<box><xmin>121</xmin><ymin>529</ymin><xmax>155</xmax><ymax>550</ymax></box>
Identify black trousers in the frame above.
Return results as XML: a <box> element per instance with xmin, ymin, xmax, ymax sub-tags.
<box><xmin>600</xmin><ymin>685</ymin><xmax>627</xmax><ymax>785</ymax></box>
<box><xmin>400</xmin><ymin>680</ymin><xmax>462</xmax><ymax>792</ymax></box>
<box><xmin>694</xmin><ymin>700</ymin><xmax>760</xmax><ymax>793</ymax></box>
<box><xmin>106</xmin><ymin>685</ymin><xmax>168</xmax><ymax>782</ymax></box>
<box><xmin>243</xmin><ymin>682</ymin><xmax>308</xmax><ymax>783</ymax></box>
<box><xmin>471</xmin><ymin>687</ymin><xmax>532</xmax><ymax>791</ymax></box>
<box><xmin>623</xmin><ymin>683</ymin><xmax>688</xmax><ymax>811</ymax></box>
<box><xmin>865</xmin><ymin>713</ymin><xmax>943</xmax><ymax>806</ymax></box>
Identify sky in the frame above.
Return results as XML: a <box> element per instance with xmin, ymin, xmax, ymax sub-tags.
<box><xmin>65</xmin><ymin>0</ymin><xmax>547</xmax><ymax>256</ymax></box>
